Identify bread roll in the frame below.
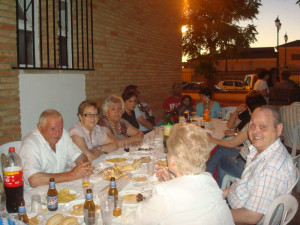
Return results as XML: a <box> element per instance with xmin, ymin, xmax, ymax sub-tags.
<box><xmin>46</xmin><ymin>214</ymin><xmax>64</xmax><ymax>225</ymax></box>
<box><xmin>62</xmin><ymin>217</ymin><xmax>79</xmax><ymax>225</ymax></box>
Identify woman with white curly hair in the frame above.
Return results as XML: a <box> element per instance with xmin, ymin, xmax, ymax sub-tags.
<box><xmin>136</xmin><ymin>123</ymin><xmax>234</xmax><ymax>225</ymax></box>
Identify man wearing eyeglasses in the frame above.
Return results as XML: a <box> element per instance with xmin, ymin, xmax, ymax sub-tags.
<box><xmin>17</xmin><ymin>109</ymin><xmax>94</xmax><ymax>190</ymax></box>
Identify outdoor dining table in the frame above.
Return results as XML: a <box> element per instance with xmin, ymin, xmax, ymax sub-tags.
<box><xmin>21</xmin><ymin>118</ymin><xmax>227</xmax><ymax>224</ymax></box>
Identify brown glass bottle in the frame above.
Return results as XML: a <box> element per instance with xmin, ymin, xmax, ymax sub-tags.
<box><xmin>18</xmin><ymin>200</ymin><xmax>29</xmax><ymax>224</ymax></box>
<box><xmin>108</xmin><ymin>177</ymin><xmax>118</xmax><ymax>201</ymax></box>
<box><xmin>84</xmin><ymin>188</ymin><xmax>95</xmax><ymax>225</ymax></box>
<box><xmin>47</xmin><ymin>178</ymin><xmax>58</xmax><ymax>211</ymax></box>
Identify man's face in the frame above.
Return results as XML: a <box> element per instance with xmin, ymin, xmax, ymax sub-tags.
<box><xmin>172</xmin><ymin>83</ymin><xmax>181</xmax><ymax>97</ymax></box>
<box><xmin>39</xmin><ymin>117</ymin><xmax>63</xmax><ymax>148</ymax></box>
<box><xmin>248</xmin><ymin>109</ymin><xmax>282</xmax><ymax>153</ymax></box>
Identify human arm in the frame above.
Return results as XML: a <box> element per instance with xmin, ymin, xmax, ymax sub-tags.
<box><xmin>261</xmin><ymin>88</ymin><xmax>268</xmax><ymax>97</ymax></box>
<box><xmin>100</xmin><ymin>127</ymin><xmax>119</xmax><ymax>153</ymax></box>
<box><xmin>227</xmin><ymin>104</ymin><xmax>247</xmax><ymax>129</ymax></box>
<box><xmin>231</xmin><ymin>208</ymin><xmax>263</xmax><ymax>224</ymax></box>
<box><xmin>28</xmin><ymin>160</ymin><xmax>94</xmax><ymax>188</ymax></box>
<box><xmin>137</xmin><ymin>115</ymin><xmax>154</xmax><ymax>131</ymax></box>
<box><xmin>209</xmin><ymin>130</ymin><xmax>248</xmax><ymax>148</ymax></box>
<box><xmin>114</xmin><ymin>125</ymin><xmax>144</xmax><ymax>148</ymax></box>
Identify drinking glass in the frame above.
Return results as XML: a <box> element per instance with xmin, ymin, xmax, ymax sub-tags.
<box><xmin>82</xmin><ymin>174</ymin><xmax>90</xmax><ymax>187</ymax></box>
<box><xmin>113</xmin><ymin>196</ymin><xmax>123</xmax><ymax>217</ymax></box>
<box><xmin>31</xmin><ymin>194</ymin><xmax>42</xmax><ymax>214</ymax></box>
<box><xmin>100</xmin><ymin>199</ymin><xmax>113</xmax><ymax>225</ymax></box>
<box><xmin>147</xmin><ymin>161</ymin><xmax>155</xmax><ymax>176</ymax></box>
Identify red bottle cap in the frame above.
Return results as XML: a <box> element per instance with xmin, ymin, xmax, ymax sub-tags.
<box><xmin>9</xmin><ymin>147</ymin><xmax>15</xmax><ymax>152</ymax></box>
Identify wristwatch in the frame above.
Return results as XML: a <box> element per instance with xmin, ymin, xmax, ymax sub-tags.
<box><xmin>234</xmin><ymin>129</ymin><xmax>238</xmax><ymax>136</ymax></box>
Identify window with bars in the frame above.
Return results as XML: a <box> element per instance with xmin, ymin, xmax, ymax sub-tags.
<box><xmin>15</xmin><ymin>0</ymin><xmax>94</xmax><ymax>70</ymax></box>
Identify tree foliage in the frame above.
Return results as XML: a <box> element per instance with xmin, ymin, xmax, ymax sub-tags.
<box><xmin>183</xmin><ymin>0</ymin><xmax>262</xmax><ymax>61</ymax></box>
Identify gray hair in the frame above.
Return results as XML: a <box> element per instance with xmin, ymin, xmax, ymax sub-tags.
<box><xmin>38</xmin><ymin>109</ymin><xmax>63</xmax><ymax>128</ymax></box>
<box><xmin>254</xmin><ymin>105</ymin><xmax>281</xmax><ymax>127</ymax></box>
<box><xmin>102</xmin><ymin>95</ymin><xmax>124</xmax><ymax>115</ymax></box>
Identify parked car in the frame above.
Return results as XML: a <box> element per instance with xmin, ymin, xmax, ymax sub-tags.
<box><xmin>182</xmin><ymin>81</ymin><xmax>205</xmax><ymax>91</ymax></box>
<box><xmin>215</xmin><ymin>80</ymin><xmax>247</xmax><ymax>91</ymax></box>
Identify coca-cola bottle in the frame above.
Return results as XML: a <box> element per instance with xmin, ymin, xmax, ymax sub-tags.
<box><xmin>3</xmin><ymin>147</ymin><xmax>24</xmax><ymax>213</ymax></box>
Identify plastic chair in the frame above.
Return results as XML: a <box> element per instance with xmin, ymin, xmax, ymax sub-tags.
<box><xmin>0</xmin><ymin>141</ymin><xmax>21</xmax><ymax>179</ymax></box>
<box><xmin>287</xmin><ymin>167</ymin><xmax>299</xmax><ymax>194</ymax></box>
<box><xmin>262</xmin><ymin>194</ymin><xmax>298</xmax><ymax>225</ymax></box>
<box><xmin>291</xmin><ymin>123</ymin><xmax>300</xmax><ymax>158</ymax></box>
<box><xmin>221</xmin><ymin>106</ymin><xmax>237</xmax><ymax>120</ymax></box>
<box><xmin>291</xmin><ymin>154</ymin><xmax>300</xmax><ymax>193</ymax></box>
<box><xmin>221</xmin><ymin>174</ymin><xmax>238</xmax><ymax>190</ymax></box>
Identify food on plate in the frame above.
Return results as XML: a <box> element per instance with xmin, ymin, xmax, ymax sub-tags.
<box><xmin>133</xmin><ymin>175</ymin><xmax>148</xmax><ymax>182</ymax></box>
<box><xmin>100</xmin><ymin>166</ymin><xmax>124</xmax><ymax>181</ymax></box>
<box><xmin>29</xmin><ymin>215</ymin><xmax>40</xmax><ymax>225</ymax></box>
<box><xmin>58</xmin><ymin>189</ymin><xmax>77</xmax><ymax>203</ymax></box>
<box><xmin>46</xmin><ymin>214</ymin><xmax>64</xmax><ymax>225</ymax></box>
<box><xmin>139</xmin><ymin>156</ymin><xmax>151</xmax><ymax>163</ymax></box>
<box><xmin>138</xmin><ymin>147</ymin><xmax>152</xmax><ymax>151</ymax></box>
<box><xmin>120</xmin><ymin>159</ymin><xmax>142</xmax><ymax>171</ymax></box>
<box><xmin>123</xmin><ymin>193</ymin><xmax>145</xmax><ymax>203</ymax></box>
<box><xmin>69</xmin><ymin>203</ymin><xmax>100</xmax><ymax>216</ymax></box>
<box><xmin>106</xmin><ymin>157</ymin><xmax>128</xmax><ymax>163</ymax></box>
<box><xmin>62</xmin><ymin>217</ymin><xmax>79</xmax><ymax>225</ymax></box>
<box><xmin>155</xmin><ymin>159</ymin><xmax>167</xmax><ymax>167</ymax></box>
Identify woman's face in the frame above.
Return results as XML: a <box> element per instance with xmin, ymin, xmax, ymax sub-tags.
<box><xmin>79</xmin><ymin>106</ymin><xmax>99</xmax><ymax>131</ymax></box>
<box><xmin>200</xmin><ymin>94</ymin><xmax>209</xmax><ymax>102</ymax></box>
<box><xmin>182</xmin><ymin>97</ymin><xmax>191</xmax><ymax>107</ymax></box>
<box><xmin>106</xmin><ymin>102</ymin><xmax>123</xmax><ymax>123</ymax></box>
<box><xmin>124</xmin><ymin>96</ymin><xmax>137</xmax><ymax>112</ymax></box>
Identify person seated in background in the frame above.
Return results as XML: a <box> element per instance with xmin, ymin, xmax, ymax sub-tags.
<box><xmin>224</xmin><ymin>106</ymin><xmax>296</xmax><ymax>224</ymax></box>
<box><xmin>267</xmin><ymin>67</ymin><xmax>279</xmax><ymax>88</ymax></box>
<box><xmin>178</xmin><ymin>94</ymin><xmax>194</xmax><ymax>116</ymax></box>
<box><xmin>123</xmin><ymin>85</ymin><xmax>154</xmax><ymax>133</ymax></box>
<box><xmin>162</xmin><ymin>81</ymin><xmax>182</xmax><ymax>120</ymax></box>
<box><xmin>269</xmin><ymin>69</ymin><xmax>298</xmax><ymax>106</ymax></box>
<box><xmin>253</xmin><ymin>69</ymin><xmax>270</xmax><ymax>104</ymax></box>
<box><xmin>17</xmin><ymin>109</ymin><xmax>94</xmax><ymax>189</ymax></box>
<box><xmin>69</xmin><ymin>100</ymin><xmax>118</xmax><ymax>161</ymax></box>
<box><xmin>196</xmin><ymin>87</ymin><xmax>221</xmax><ymax>118</ymax></box>
<box><xmin>99</xmin><ymin>95</ymin><xmax>144</xmax><ymax>147</ymax></box>
<box><xmin>206</xmin><ymin>92</ymin><xmax>266</xmax><ymax>187</ymax></box>
<box><xmin>121</xmin><ymin>90</ymin><xmax>140</xmax><ymax>129</ymax></box>
<box><xmin>226</xmin><ymin>90</ymin><xmax>262</xmax><ymax>136</ymax></box>
<box><xmin>280</xmin><ymin>88</ymin><xmax>300</xmax><ymax>152</ymax></box>
<box><xmin>136</xmin><ymin>123</ymin><xmax>234</xmax><ymax>225</ymax></box>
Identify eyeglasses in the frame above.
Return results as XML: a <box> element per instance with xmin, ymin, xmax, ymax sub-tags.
<box><xmin>83</xmin><ymin>113</ymin><xmax>100</xmax><ymax>118</ymax></box>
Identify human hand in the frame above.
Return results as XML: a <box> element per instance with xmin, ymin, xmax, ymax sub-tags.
<box><xmin>236</xmin><ymin>104</ymin><xmax>247</xmax><ymax>113</ymax></box>
<box><xmin>144</xmin><ymin>104</ymin><xmax>152</xmax><ymax>112</ymax></box>
<box><xmin>71</xmin><ymin>161</ymin><xmax>95</xmax><ymax>179</ymax></box>
<box><xmin>156</xmin><ymin>166</ymin><xmax>171</xmax><ymax>181</ymax></box>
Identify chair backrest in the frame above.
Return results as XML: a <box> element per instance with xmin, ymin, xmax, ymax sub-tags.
<box><xmin>287</xmin><ymin>167</ymin><xmax>299</xmax><ymax>194</ymax></box>
<box><xmin>0</xmin><ymin>141</ymin><xmax>22</xmax><ymax>179</ymax></box>
<box><xmin>221</xmin><ymin>106</ymin><xmax>237</xmax><ymax>120</ymax></box>
<box><xmin>291</xmin><ymin>123</ymin><xmax>300</xmax><ymax>157</ymax></box>
<box><xmin>262</xmin><ymin>194</ymin><xmax>298</xmax><ymax>225</ymax></box>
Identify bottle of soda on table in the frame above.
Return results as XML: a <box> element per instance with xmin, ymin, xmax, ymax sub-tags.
<box><xmin>18</xmin><ymin>200</ymin><xmax>29</xmax><ymax>225</ymax></box>
<box><xmin>108</xmin><ymin>177</ymin><xmax>118</xmax><ymax>201</ymax></box>
<box><xmin>163</xmin><ymin>111</ymin><xmax>174</xmax><ymax>148</ymax></box>
<box><xmin>3</xmin><ymin>147</ymin><xmax>24</xmax><ymax>213</ymax></box>
<box><xmin>47</xmin><ymin>178</ymin><xmax>58</xmax><ymax>211</ymax></box>
<box><xmin>84</xmin><ymin>188</ymin><xmax>95</xmax><ymax>225</ymax></box>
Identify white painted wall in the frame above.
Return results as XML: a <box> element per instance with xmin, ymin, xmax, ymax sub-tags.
<box><xmin>19</xmin><ymin>73</ymin><xmax>86</xmax><ymax>138</ymax></box>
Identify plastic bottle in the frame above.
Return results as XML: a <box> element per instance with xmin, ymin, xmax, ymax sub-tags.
<box><xmin>108</xmin><ymin>177</ymin><xmax>118</xmax><ymax>201</ymax></box>
<box><xmin>18</xmin><ymin>200</ymin><xmax>29</xmax><ymax>225</ymax></box>
<box><xmin>163</xmin><ymin>111</ymin><xmax>174</xmax><ymax>148</ymax></box>
<box><xmin>171</xmin><ymin>106</ymin><xmax>179</xmax><ymax>123</ymax></box>
<box><xmin>203</xmin><ymin>99</ymin><xmax>211</xmax><ymax>122</ymax></box>
<box><xmin>84</xmin><ymin>188</ymin><xmax>95</xmax><ymax>225</ymax></box>
<box><xmin>47</xmin><ymin>178</ymin><xmax>58</xmax><ymax>211</ymax></box>
<box><xmin>3</xmin><ymin>147</ymin><xmax>24</xmax><ymax>213</ymax></box>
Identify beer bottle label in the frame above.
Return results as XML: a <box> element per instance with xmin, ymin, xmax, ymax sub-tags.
<box><xmin>47</xmin><ymin>196</ymin><xmax>58</xmax><ymax>209</ymax></box>
<box><xmin>49</xmin><ymin>182</ymin><xmax>55</xmax><ymax>188</ymax></box>
<box><xmin>110</xmin><ymin>181</ymin><xmax>116</xmax><ymax>188</ymax></box>
<box><xmin>163</xmin><ymin>125</ymin><xmax>172</xmax><ymax>136</ymax></box>
<box><xmin>3</xmin><ymin>168</ymin><xmax>24</xmax><ymax>187</ymax></box>
<box><xmin>108</xmin><ymin>195</ymin><xmax>115</xmax><ymax>201</ymax></box>
<box><xmin>18</xmin><ymin>206</ymin><xmax>26</xmax><ymax>214</ymax></box>
<box><xmin>86</xmin><ymin>193</ymin><xmax>93</xmax><ymax>200</ymax></box>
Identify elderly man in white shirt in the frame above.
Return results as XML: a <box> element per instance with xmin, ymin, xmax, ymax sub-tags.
<box><xmin>17</xmin><ymin>109</ymin><xmax>94</xmax><ymax>189</ymax></box>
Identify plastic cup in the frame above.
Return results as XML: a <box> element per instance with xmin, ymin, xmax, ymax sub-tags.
<box><xmin>147</xmin><ymin>161</ymin><xmax>155</xmax><ymax>176</ymax></box>
<box><xmin>31</xmin><ymin>194</ymin><xmax>42</xmax><ymax>214</ymax></box>
<box><xmin>113</xmin><ymin>196</ymin><xmax>123</xmax><ymax>217</ymax></box>
<box><xmin>82</xmin><ymin>174</ymin><xmax>90</xmax><ymax>188</ymax></box>
<box><xmin>100</xmin><ymin>199</ymin><xmax>113</xmax><ymax>225</ymax></box>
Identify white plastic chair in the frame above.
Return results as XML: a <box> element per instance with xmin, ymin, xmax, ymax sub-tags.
<box><xmin>221</xmin><ymin>106</ymin><xmax>237</xmax><ymax>120</ymax></box>
<box><xmin>0</xmin><ymin>141</ymin><xmax>21</xmax><ymax>179</ymax></box>
<box><xmin>262</xmin><ymin>194</ymin><xmax>298</xmax><ymax>225</ymax></box>
<box><xmin>287</xmin><ymin>167</ymin><xmax>299</xmax><ymax>194</ymax></box>
<box><xmin>291</xmin><ymin>154</ymin><xmax>300</xmax><ymax>193</ymax></box>
<box><xmin>291</xmin><ymin>123</ymin><xmax>300</xmax><ymax>158</ymax></box>
<box><xmin>221</xmin><ymin>174</ymin><xmax>238</xmax><ymax>190</ymax></box>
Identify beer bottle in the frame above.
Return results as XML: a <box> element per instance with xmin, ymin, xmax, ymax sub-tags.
<box><xmin>18</xmin><ymin>200</ymin><xmax>29</xmax><ymax>225</ymax></box>
<box><xmin>84</xmin><ymin>188</ymin><xmax>95</xmax><ymax>225</ymax></box>
<box><xmin>163</xmin><ymin>111</ymin><xmax>173</xmax><ymax>148</ymax></box>
<box><xmin>47</xmin><ymin>178</ymin><xmax>58</xmax><ymax>211</ymax></box>
<box><xmin>108</xmin><ymin>177</ymin><xmax>118</xmax><ymax>201</ymax></box>
<box><xmin>171</xmin><ymin>106</ymin><xmax>179</xmax><ymax>123</ymax></box>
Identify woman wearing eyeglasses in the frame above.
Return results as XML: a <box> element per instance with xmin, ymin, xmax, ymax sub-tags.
<box><xmin>69</xmin><ymin>100</ymin><xmax>118</xmax><ymax>161</ymax></box>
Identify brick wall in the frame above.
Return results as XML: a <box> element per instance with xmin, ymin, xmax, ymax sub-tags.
<box><xmin>0</xmin><ymin>0</ymin><xmax>183</xmax><ymax>145</ymax></box>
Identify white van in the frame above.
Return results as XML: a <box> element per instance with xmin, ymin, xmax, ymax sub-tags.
<box><xmin>244</xmin><ymin>74</ymin><xmax>257</xmax><ymax>90</ymax></box>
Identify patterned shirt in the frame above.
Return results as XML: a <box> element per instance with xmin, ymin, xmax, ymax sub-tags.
<box><xmin>228</xmin><ymin>139</ymin><xmax>296</xmax><ymax>214</ymax></box>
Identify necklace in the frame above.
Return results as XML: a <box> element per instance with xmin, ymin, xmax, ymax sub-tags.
<box><xmin>106</xmin><ymin>118</ymin><xmax>122</xmax><ymax>137</ymax></box>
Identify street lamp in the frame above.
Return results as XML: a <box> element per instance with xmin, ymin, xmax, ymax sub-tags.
<box><xmin>275</xmin><ymin>17</ymin><xmax>281</xmax><ymax>69</ymax></box>
<box><xmin>284</xmin><ymin>33</ymin><xmax>288</xmax><ymax>68</ymax></box>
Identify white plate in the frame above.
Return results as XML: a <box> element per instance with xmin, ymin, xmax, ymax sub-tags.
<box><xmin>132</xmin><ymin>174</ymin><xmax>150</xmax><ymax>186</ymax></box>
<box><xmin>120</xmin><ymin>190</ymin><xmax>152</xmax><ymax>204</ymax></box>
<box><xmin>62</xmin><ymin>199</ymin><xmax>100</xmax><ymax>218</ymax></box>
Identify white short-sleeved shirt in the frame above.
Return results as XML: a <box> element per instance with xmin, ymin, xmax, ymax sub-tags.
<box><xmin>17</xmin><ymin>128</ymin><xmax>82</xmax><ymax>190</ymax></box>
<box><xmin>69</xmin><ymin>122</ymin><xmax>107</xmax><ymax>149</ymax></box>
<box><xmin>136</xmin><ymin>173</ymin><xmax>234</xmax><ymax>225</ymax></box>
<box><xmin>254</xmin><ymin>79</ymin><xmax>269</xmax><ymax>104</ymax></box>
<box><xmin>134</xmin><ymin>103</ymin><xmax>149</xmax><ymax>132</ymax></box>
